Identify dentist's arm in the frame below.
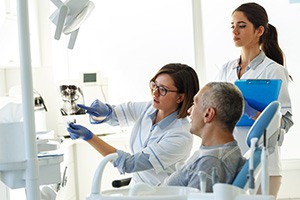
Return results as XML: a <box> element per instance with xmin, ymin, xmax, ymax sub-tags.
<box><xmin>67</xmin><ymin>123</ymin><xmax>116</xmax><ymax>156</ymax></box>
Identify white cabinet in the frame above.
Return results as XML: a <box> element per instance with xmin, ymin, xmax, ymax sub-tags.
<box><xmin>55</xmin><ymin>139</ymin><xmax>78</xmax><ymax>200</ymax></box>
<box><xmin>59</xmin><ymin>132</ymin><xmax>130</xmax><ymax>200</ymax></box>
<box><xmin>0</xmin><ymin>181</ymin><xmax>9</xmax><ymax>200</ymax></box>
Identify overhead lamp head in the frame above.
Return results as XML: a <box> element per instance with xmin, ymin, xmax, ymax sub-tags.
<box><xmin>49</xmin><ymin>0</ymin><xmax>95</xmax><ymax>49</ymax></box>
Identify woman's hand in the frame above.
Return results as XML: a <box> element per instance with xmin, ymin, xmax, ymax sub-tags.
<box><xmin>77</xmin><ymin>99</ymin><xmax>112</xmax><ymax>124</ymax></box>
<box><xmin>244</xmin><ymin>100</ymin><xmax>259</xmax><ymax>120</ymax></box>
<box><xmin>67</xmin><ymin>123</ymin><xmax>93</xmax><ymax>141</ymax></box>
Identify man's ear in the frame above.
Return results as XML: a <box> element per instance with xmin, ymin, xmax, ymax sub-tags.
<box><xmin>204</xmin><ymin>107</ymin><xmax>216</xmax><ymax>123</ymax></box>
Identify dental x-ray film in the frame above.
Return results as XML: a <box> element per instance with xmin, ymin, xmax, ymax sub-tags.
<box><xmin>59</xmin><ymin>84</ymin><xmax>86</xmax><ymax>116</ymax></box>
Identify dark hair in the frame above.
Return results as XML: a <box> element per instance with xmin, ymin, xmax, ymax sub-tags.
<box><xmin>202</xmin><ymin>82</ymin><xmax>243</xmax><ymax>132</ymax></box>
<box><xmin>150</xmin><ymin>63</ymin><xmax>200</xmax><ymax>118</ymax></box>
<box><xmin>233</xmin><ymin>3</ymin><xmax>284</xmax><ymax>65</ymax></box>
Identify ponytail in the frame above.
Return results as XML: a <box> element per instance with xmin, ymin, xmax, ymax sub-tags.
<box><xmin>261</xmin><ymin>24</ymin><xmax>293</xmax><ymax>81</ymax></box>
<box><xmin>261</xmin><ymin>24</ymin><xmax>284</xmax><ymax>66</ymax></box>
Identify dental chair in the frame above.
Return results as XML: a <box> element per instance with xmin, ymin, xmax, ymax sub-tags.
<box><xmin>232</xmin><ymin>100</ymin><xmax>281</xmax><ymax>193</ymax></box>
<box><xmin>86</xmin><ymin>101</ymin><xmax>281</xmax><ymax>200</ymax></box>
<box><xmin>86</xmin><ymin>153</ymin><xmax>199</xmax><ymax>200</ymax></box>
<box><xmin>189</xmin><ymin>100</ymin><xmax>282</xmax><ymax>200</ymax></box>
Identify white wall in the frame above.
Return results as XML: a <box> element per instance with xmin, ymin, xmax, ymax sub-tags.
<box><xmin>0</xmin><ymin>69</ymin><xmax>6</xmax><ymax>95</ymax></box>
<box><xmin>47</xmin><ymin>0</ymin><xmax>196</xmax><ymax>136</ymax></box>
<box><xmin>50</xmin><ymin>0</ymin><xmax>196</xmax><ymax>105</ymax></box>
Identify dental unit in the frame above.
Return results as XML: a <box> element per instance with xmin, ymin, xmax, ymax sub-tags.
<box><xmin>84</xmin><ymin>101</ymin><xmax>281</xmax><ymax>200</ymax></box>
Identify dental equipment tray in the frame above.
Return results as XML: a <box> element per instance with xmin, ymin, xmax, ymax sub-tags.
<box><xmin>0</xmin><ymin>155</ymin><xmax>63</xmax><ymax>189</ymax></box>
<box><xmin>0</xmin><ymin>122</ymin><xmax>63</xmax><ymax>189</ymax></box>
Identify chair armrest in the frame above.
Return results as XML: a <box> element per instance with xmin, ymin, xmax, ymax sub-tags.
<box><xmin>112</xmin><ymin>177</ymin><xmax>131</xmax><ymax>188</ymax></box>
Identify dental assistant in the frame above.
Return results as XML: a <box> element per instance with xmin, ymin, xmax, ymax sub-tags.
<box><xmin>216</xmin><ymin>3</ymin><xmax>293</xmax><ymax>198</ymax></box>
<box><xmin>67</xmin><ymin>63</ymin><xmax>200</xmax><ymax>186</ymax></box>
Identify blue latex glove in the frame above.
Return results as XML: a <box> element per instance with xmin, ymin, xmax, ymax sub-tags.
<box><xmin>67</xmin><ymin>123</ymin><xmax>93</xmax><ymax>141</ymax></box>
<box><xmin>244</xmin><ymin>100</ymin><xmax>258</xmax><ymax>119</ymax></box>
<box><xmin>77</xmin><ymin>99</ymin><xmax>112</xmax><ymax>124</ymax></box>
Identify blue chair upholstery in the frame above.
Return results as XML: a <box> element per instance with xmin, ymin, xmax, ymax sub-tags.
<box><xmin>232</xmin><ymin>101</ymin><xmax>281</xmax><ymax>189</ymax></box>
<box><xmin>232</xmin><ymin>148</ymin><xmax>262</xmax><ymax>189</ymax></box>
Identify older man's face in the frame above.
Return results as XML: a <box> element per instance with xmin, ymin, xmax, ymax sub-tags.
<box><xmin>188</xmin><ymin>87</ymin><xmax>208</xmax><ymax>137</ymax></box>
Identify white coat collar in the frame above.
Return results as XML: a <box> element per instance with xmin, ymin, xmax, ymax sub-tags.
<box><xmin>235</xmin><ymin>51</ymin><xmax>275</xmax><ymax>79</ymax></box>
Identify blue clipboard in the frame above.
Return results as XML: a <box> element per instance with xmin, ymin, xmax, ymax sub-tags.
<box><xmin>235</xmin><ymin>79</ymin><xmax>282</xmax><ymax>126</ymax></box>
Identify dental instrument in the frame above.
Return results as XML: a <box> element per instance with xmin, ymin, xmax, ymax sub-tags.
<box><xmin>198</xmin><ymin>171</ymin><xmax>207</xmax><ymax>193</ymax></box>
<box><xmin>261</xmin><ymin>131</ymin><xmax>269</xmax><ymax>195</ymax></box>
<box><xmin>249</xmin><ymin>137</ymin><xmax>258</xmax><ymax>195</ymax></box>
<box><xmin>211</xmin><ymin>167</ymin><xmax>218</xmax><ymax>187</ymax></box>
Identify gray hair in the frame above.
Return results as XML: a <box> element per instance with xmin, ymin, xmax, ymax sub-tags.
<box><xmin>201</xmin><ymin>82</ymin><xmax>243</xmax><ymax>132</ymax></box>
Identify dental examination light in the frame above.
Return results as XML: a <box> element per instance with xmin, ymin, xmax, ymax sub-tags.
<box><xmin>49</xmin><ymin>0</ymin><xmax>95</xmax><ymax>49</ymax></box>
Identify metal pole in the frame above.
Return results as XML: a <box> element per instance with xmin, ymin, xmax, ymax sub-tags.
<box><xmin>16</xmin><ymin>0</ymin><xmax>40</xmax><ymax>199</ymax></box>
<box><xmin>192</xmin><ymin>0</ymin><xmax>206</xmax><ymax>86</ymax></box>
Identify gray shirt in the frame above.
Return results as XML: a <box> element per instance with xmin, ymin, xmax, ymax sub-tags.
<box><xmin>163</xmin><ymin>140</ymin><xmax>245</xmax><ymax>192</ymax></box>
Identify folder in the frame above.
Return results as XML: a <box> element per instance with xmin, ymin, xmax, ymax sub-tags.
<box><xmin>235</xmin><ymin>79</ymin><xmax>282</xmax><ymax>126</ymax></box>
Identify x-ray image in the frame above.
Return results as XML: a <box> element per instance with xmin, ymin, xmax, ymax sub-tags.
<box><xmin>59</xmin><ymin>85</ymin><xmax>86</xmax><ymax>116</ymax></box>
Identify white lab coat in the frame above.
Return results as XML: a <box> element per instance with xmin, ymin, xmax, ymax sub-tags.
<box><xmin>216</xmin><ymin>51</ymin><xmax>293</xmax><ymax>175</ymax></box>
<box><xmin>112</xmin><ymin>101</ymin><xmax>193</xmax><ymax>185</ymax></box>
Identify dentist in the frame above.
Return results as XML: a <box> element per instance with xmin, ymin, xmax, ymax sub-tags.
<box><xmin>67</xmin><ymin>63</ymin><xmax>200</xmax><ymax>186</ymax></box>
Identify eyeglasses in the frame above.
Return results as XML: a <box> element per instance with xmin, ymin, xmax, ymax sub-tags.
<box><xmin>149</xmin><ymin>81</ymin><xmax>178</xmax><ymax>96</ymax></box>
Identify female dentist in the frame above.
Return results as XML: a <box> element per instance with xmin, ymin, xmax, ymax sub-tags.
<box><xmin>216</xmin><ymin>3</ymin><xmax>293</xmax><ymax>198</ymax></box>
<box><xmin>67</xmin><ymin>63</ymin><xmax>200</xmax><ymax>186</ymax></box>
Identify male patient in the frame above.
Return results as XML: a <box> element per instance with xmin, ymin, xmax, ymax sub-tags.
<box><xmin>163</xmin><ymin>82</ymin><xmax>246</xmax><ymax>192</ymax></box>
